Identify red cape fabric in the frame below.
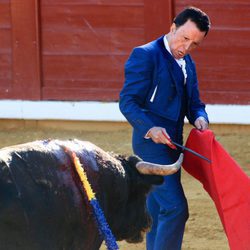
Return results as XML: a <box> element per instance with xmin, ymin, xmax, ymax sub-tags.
<box><xmin>183</xmin><ymin>129</ymin><xmax>250</xmax><ymax>250</ymax></box>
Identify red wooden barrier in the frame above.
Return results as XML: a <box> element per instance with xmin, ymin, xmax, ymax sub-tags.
<box><xmin>0</xmin><ymin>0</ymin><xmax>249</xmax><ymax>104</ymax></box>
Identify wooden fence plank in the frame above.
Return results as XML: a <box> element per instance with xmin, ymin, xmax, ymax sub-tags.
<box><xmin>42</xmin><ymin>55</ymin><xmax>126</xmax><ymax>81</ymax></box>
<box><xmin>41</xmin><ymin>5</ymin><xmax>144</xmax><ymax>30</ymax></box>
<box><xmin>144</xmin><ymin>0</ymin><xmax>174</xmax><ymax>42</ymax></box>
<box><xmin>0</xmin><ymin>2</ymin><xmax>10</xmax><ymax>28</ymax></box>
<box><xmin>0</xmin><ymin>0</ymin><xmax>12</xmax><ymax>96</ymax></box>
<box><xmin>42</xmin><ymin>86</ymin><xmax>120</xmax><ymax>101</ymax></box>
<box><xmin>42</xmin><ymin>0</ymin><xmax>144</xmax><ymax>5</ymax></box>
<box><xmin>10</xmin><ymin>0</ymin><xmax>41</xmax><ymax>100</ymax></box>
<box><xmin>0</xmin><ymin>54</ymin><xmax>11</xmax><ymax>81</ymax></box>
<box><xmin>0</xmin><ymin>29</ymin><xmax>11</xmax><ymax>53</ymax></box>
<box><xmin>199</xmin><ymin>81</ymin><xmax>250</xmax><ymax>92</ymax></box>
<box><xmin>202</xmin><ymin>91</ymin><xmax>250</xmax><ymax>105</ymax></box>
<box><xmin>42</xmin><ymin>28</ymin><xmax>144</xmax><ymax>55</ymax></box>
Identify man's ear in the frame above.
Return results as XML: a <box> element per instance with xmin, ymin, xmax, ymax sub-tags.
<box><xmin>170</xmin><ymin>23</ymin><xmax>177</xmax><ymax>33</ymax></box>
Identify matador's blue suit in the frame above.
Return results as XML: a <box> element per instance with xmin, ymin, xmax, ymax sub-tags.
<box><xmin>119</xmin><ymin>36</ymin><xmax>208</xmax><ymax>250</ymax></box>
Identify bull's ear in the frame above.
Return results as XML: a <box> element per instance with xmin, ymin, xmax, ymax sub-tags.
<box><xmin>141</xmin><ymin>175</ymin><xmax>164</xmax><ymax>186</ymax></box>
<box><xmin>127</xmin><ymin>155</ymin><xmax>141</xmax><ymax>166</ymax></box>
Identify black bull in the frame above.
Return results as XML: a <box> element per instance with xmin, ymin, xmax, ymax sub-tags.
<box><xmin>0</xmin><ymin>139</ymin><xmax>165</xmax><ymax>250</ymax></box>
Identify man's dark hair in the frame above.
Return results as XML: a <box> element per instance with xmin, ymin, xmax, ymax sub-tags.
<box><xmin>174</xmin><ymin>6</ymin><xmax>211</xmax><ymax>36</ymax></box>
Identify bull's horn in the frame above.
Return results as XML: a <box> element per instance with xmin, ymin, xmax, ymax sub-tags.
<box><xmin>136</xmin><ymin>153</ymin><xmax>184</xmax><ymax>176</ymax></box>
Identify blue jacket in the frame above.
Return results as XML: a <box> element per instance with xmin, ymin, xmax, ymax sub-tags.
<box><xmin>119</xmin><ymin>36</ymin><xmax>208</xmax><ymax>137</ymax></box>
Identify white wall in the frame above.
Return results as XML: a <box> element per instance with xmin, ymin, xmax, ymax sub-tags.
<box><xmin>0</xmin><ymin>100</ymin><xmax>249</xmax><ymax>124</ymax></box>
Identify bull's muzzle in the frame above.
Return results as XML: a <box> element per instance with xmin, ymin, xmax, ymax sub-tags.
<box><xmin>136</xmin><ymin>153</ymin><xmax>184</xmax><ymax>176</ymax></box>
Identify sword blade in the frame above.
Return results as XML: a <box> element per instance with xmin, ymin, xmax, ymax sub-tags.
<box><xmin>171</xmin><ymin>141</ymin><xmax>211</xmax><ymax>163</ymax></box>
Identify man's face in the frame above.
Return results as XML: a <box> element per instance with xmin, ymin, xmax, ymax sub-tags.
<box><xmin>168</xmin><ymin>19</ymin><xmax>206</xmax><ymax>59</ymax></box>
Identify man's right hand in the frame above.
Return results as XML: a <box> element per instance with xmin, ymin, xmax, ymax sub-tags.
<box><xmin>147</xmin><ymin>127</ymin><xmax>176</xmax><ymax>149</ymax></box>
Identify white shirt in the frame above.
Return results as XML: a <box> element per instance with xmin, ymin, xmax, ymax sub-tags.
<box><xmin>163</xmin><ymin>35</ymin><xmax>187</xmax><ymax>84</ymax></box>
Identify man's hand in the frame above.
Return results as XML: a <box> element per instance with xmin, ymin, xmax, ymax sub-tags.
<box><xmin>194</xmin><ymin>116</ymin><xmax>208</xmax><ymax>131</ymax></box>
<box><xmin>147</xmin><ymin>127</ymin><xmax>176</xmax><ymax>149</ymax></box>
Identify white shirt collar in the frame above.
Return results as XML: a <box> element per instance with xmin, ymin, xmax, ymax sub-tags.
<box><xmin>163</xmin><ymin>35</ymin><xmax>172</xmax><ymax>56</ymax></box>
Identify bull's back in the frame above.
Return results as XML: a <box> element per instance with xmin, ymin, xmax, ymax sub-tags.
<box><xmin>0</xmin><ymin>140</ymin><xmax>103</xmax><ymax>250</ymax></box>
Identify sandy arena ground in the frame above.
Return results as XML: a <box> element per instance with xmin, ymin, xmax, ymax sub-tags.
<box><xmin>0</xmin><ymin>120</ymin><xmax>249</xmax><ymax>250</ymax></box>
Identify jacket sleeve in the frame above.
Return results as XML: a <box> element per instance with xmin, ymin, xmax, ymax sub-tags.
<box><xmin>119</xmin><ymin>47</ymin><xmax>155</xmax><ymax>137</ymax></box>
<box><xmin>187</xmin><ymin>59</ymin><xmax>209</xmax><ymax>125</ymax></box>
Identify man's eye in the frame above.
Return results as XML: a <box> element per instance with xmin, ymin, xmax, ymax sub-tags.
<box><xmin>184</xmin><ymin>37</ymin><xmax>189</xmax><ymax>40</ymax></box>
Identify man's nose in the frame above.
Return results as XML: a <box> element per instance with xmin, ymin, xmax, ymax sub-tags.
<box><xmin>185</xmin><ymin>42</ymin><xmax>192</xmax><ymax>52</ymax></box>
<box><xmin>184</xmin><ymin>44</ymin><xmax>190</xmax><ymax>52</ymax></box>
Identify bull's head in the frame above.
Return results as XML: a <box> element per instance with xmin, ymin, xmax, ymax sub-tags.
<box><xmin>108</xmin><ymin>153</ymin><xmax>183</xmax><ymax>243</ymax></box>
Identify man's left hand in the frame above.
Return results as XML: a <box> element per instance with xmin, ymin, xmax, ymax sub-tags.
<box><xmin>194</xmin><ymin>116</ymin><xmax>208</xmax><ymax>131</ymax></box>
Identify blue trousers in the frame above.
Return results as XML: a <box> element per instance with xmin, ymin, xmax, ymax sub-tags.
<box><xmin>133</xmin><ymin>130</ymin><xmax>189</xmax><ymax>250</ymax></box>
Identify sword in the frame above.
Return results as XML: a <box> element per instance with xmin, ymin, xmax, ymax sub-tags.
<box><xmin>171</xmin><ymin>140</ymin><xmax>211</xmax><ymax>163</ymax></box>
<box><xmin>162</xmin><ymin>133</ymin><xmax>211</xmax><ymax>163</ymax></box>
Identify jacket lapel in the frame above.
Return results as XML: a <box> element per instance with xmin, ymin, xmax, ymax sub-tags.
<box><xmin>184</xmin><ymin>57</ymin><xmax>193</xmax><ymax>99</ymax></box>
<box><xmin>156</xmin><ymin>36</ymin><xmax>183</xmax><ymax>95</ymax></box>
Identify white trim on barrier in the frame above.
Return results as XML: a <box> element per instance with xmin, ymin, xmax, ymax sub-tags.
<box><xmin>0</xmin><ymin>100</ymin><xmax>249</xmax><ymax>124</ymax></box>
